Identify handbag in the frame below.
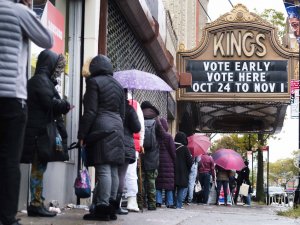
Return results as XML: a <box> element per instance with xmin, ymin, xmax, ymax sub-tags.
<box><xmin>36</xmin><ymin>101</ymin><xmax>68</xmax><ymax>162</ymax></box>
<box><xmin>239</xmin><ymin>183</ymin><xmax>250</xmax><ymax>196</ymax></box>
<box><xmin>74</xmin><ymin>146</ymin><xmax>91</xmax><ymax>198</ymax></box>
<box><xmin>195</xmin><ymin>181</ymin><xmax>202</xmax><ymax>193</ymax></box>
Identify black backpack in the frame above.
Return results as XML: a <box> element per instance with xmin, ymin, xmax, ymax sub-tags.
<box><xmin>143</xmin><ymin>119</ymin><xmax>157</xmax><ymax>150</ymax></box>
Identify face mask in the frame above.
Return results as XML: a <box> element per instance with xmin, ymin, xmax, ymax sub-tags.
<box><xmin>51</xmin><ymin>54</ymin><xmax>66</xmax><ymax>83</ymax></box>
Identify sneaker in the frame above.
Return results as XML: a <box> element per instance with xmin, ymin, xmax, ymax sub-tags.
<box><xmin>177</xmin><ymin>207</ymin><xmax>185</xmax><ymax>210</ymax></box>
<box><xmin>166</xmin><ymin>205</ymin><xmax>177</xmax><ymax>209</ymax></box>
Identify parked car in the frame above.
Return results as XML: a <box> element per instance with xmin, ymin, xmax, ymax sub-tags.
<box><xmin>265</xmin><ymin>186</ymin><xmax>287</xmax><ymax>198</ymax></box>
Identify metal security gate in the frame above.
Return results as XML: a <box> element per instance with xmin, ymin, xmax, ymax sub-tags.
<box><xmin>107</xmin><ymin>0</ymin><xmax>167</xmax><ymax>118</ymax></box>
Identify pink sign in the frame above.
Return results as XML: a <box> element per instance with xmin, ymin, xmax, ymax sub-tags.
<box><xmin>42</xmin><ymin>1</ymin><xmax>65</xmax><ymax>54</ymax></box>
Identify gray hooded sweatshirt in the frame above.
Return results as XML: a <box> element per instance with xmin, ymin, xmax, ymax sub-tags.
<box><xmin>0</xmin><ymin>0</ymin><xmax>53</xmax><ymax>100</ymax></box>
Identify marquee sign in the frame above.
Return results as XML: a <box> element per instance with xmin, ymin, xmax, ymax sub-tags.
<box><xmin>186</xmin><ymin>60</ymin><xmax>288</xmax><ymax>93</ymax></box>
<box><xmin>177</xmin><ymin>4</ymin><xmax>298</xmax><ymax>102</ymax></box>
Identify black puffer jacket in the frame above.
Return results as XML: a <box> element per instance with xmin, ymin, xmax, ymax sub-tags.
<box><xmin>78</xmin><ymin>55</ymin><xmax>125</xmax><ymax>166</ymax></box>
<box><xmin>174</xmin><ymin>132</ymin><xmax>193</xmax><ymax>188</ymax></box>
<box><xmin>21</xmin><ymin>50</ymin><xmax>70</xmax><ymax>163</ymax></box>
<box><xmin>124</xmin><ymin>100</ymin><xmax>141</xmax><ymax>164</ymax></box>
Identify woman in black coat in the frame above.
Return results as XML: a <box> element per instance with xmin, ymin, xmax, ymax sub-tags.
<box><xmin>116</xmin><ymin>91</ymin><xmax>141</xmax><ymax>214</ymax></box>
<box><xmin>78</xmin><ymin>55</ymin><xmax>125</xmax><ymax>221</ymax></box>
<box><xmin>174</xmin><ymin>132</ymin><xmax>193</xmax><ymax>209</ymax></box>
<box><xmin>22</xmin><ymin>50</ymin><xmax>71</xmax><ymax>217</ymax></box>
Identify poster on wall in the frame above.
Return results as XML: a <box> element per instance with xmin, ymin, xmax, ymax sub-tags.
<box><xmin>283</xmin><ymin>0</ymin><xmax>300</xmax><ymax>43</ymax></box>
<box><xmin>31</xmin><ymin>0</ymin><xmax>65</xmax><ymax>97</ymax></box>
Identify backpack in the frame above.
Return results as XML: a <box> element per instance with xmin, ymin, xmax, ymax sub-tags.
<box><xmin>143</xmin><ymin>119</ymin><xmax>157</xmax><ymax>150</ymax></box>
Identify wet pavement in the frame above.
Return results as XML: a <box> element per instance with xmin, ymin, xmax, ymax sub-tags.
<box><xmin>17</xmin><ymin>203</ymin><xmax>300</xmax><ymax>225</ymax></box>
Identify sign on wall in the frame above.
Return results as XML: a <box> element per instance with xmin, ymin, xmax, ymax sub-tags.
<box><xmin>186</xmin><ymin>60</ymin><xmax>288</xmax><ymax>93</ymax></box>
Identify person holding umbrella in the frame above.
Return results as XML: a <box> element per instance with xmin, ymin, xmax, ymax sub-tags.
<box><xmin>215</xmin><ymin>165</ymin><xmax>230</xmax><ymax>206</ymax></box>
<box><xmin>198</xmin><ymin>152</ymin><xmax>215</xmax><ymax>205</ymax></box>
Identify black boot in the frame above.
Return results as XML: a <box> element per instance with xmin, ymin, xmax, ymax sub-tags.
<box><xmin>27</xmin><ymin>205</ymin><xmax>56</xmax><ymax>217</ymax></box>
<box><xmin>84</xmin><ymin>204</ymin><xmax>110</xmax><ymax>221</ymax></box>
<box><xmin>115</xmin><ymin>193</ymin><xmax>128</xmax><ymax>215</ymax></box>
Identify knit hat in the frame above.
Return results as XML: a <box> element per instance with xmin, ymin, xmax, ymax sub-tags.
<box><xmin>141</xmin><ymin>101</ymin><xmax>160</xmax><ymax>115</ymax></box>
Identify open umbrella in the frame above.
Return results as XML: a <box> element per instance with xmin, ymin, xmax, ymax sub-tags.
<box><xmin>187</xmin><ymin>134</ymin><xmax>211</xmax><ymax>157</ymax></box>
<box><xmin>212</xmin><ymin>148</ymin><xmax>245</xmax><ymax>171</ymax></box>
<box><xmin>113</xmin><ymin>69</ymin><xmax>172</xmax><ymax>91</ymax></box>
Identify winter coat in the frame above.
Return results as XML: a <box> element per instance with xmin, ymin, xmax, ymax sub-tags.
<box><xmin>0</xmin><ymin>1</ymin><xmax>53</xmax><ymax>100</ymax></box>
<box><xmin>124</xmin><ymin>100</ymin><xmax>141</xmax><ymax>164</ymax></box>
<box><xmin>21</xmin><ymin>50</ymin><xmax>70</xmax><ymax>163</ymax></box>
<box><xmin>215</xmin><ymin>165</ymin><xmax>230</xmax><ymax>181</ymax></box>
<box><xmin>141</xmin><ymin>107</ymin><xmax>163</xmax><ymax>171</ymax></box>
<box><xmin>78</xmin><ymin>55</ymin><xmax>125</xmax><ymax>166</ymax></box>
<box><xmin>174</xmin><ymin>132</ymin><xmax>193</xmax><ymax>188</ymax></box>
<box><xmin>156</xmin><ymin>118</ymin><xmax>176</xmax><ymax>190</ymax></box>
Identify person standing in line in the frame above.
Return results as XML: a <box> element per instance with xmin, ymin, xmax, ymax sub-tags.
<box><xmin>139</xmin><ymin>101</ymin><xmax>163</xmax><ymax>211</ymax></box>
<box><xmin>174</xmin><ymin>132</ymin><xmax>193</xmax><ymax>209</ymax></box>
<box><xmin>155</xmin><ymin>118</ymin><xmax>176</xmax><ymax>209</ymax></box>
<box><xmin>198</xmin><ymin>152</ymin><xmax>215</xmax><ymax>205</ymax></box>
<box><xmin>125</xmin><ymin>92</ymin><xmax>145</xmax><ymax>212</ymax></box>
<box><xmin>78</xmin><ymin>55</ymin><xmax>125</xmax><ymax>221</ymax></box>
<box><xmin>182</xmin><ymin>155</ymin><xmax>201</xmax><ymax>205</ymax></box>
<box><xmin>234</xmin><ymin>160</ymin><xmax>251</xmax><ymax>206</ymax></box>
<box><xmin>0</xmin><ymin>1</ymin><xmax>53</xmax><ymax>224</ymax></box>
<box><xmin>21</xmin><ymin>50</ymin><xmax>71</xmax><ymax>217</ymax></box>
<box><xmin>115</xmin><ymin>89</ymin><xmax>141</xmax><ymax>215</ymax></box>
<box><xmin>215</xmin><ymin>165</ymin><xmax>230</xmax><ymax>206</ymax></box>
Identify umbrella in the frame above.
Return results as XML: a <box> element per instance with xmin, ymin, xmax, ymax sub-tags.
<box><xmin>212</xmin><ymin>148</ymin><xmax>245</xmax><ymax>171</ymax></box>
<box><xmin>113</xmin><ymin>69</ymin><xmax>172</xmax><ymax>91</ymax></box>
<box><xmin>187</xmin><ymin>134</ymin><xmax>211</xmax><ymax>157</ymax></box>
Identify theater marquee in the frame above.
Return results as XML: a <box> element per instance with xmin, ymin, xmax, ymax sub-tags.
<box><xmin>177</xmin><ymin>4</ymin><xmax>298</xmax><ymax>102</ymax></box>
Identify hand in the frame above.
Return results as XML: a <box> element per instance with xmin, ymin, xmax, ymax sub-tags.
<box><xmin>140</xmin><ymin>146</ymin><xmax>144</xmax><ymax>154</ymax></box>
<box><xmin>79</xmin><ymin>139</ymin><xmax>83</xmax><ymax>147</ymax></box>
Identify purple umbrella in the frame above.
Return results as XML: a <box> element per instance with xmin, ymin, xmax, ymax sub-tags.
<box><xmin>113</xmin><ymin>69</ymin><xmax>173</xmax><ymax>91</ymax></box>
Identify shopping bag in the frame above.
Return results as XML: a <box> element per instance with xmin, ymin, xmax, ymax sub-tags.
<box><xmin>239</xmin><ymin>183</ymin><xmax>249</xmax><ymax>196</ymax></box>
<box><xmin>74</xmin><ymin>167</ymin><xmax>91</xmax><ymax>198</ymax></box>
<box><xmin>195</xmin><ymin>181</ymin><xmax>202</xmax><ymax>193</ymax></box>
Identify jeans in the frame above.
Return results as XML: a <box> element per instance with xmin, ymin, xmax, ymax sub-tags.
<box><xmin>156</xmin><ymin>189</ymin><xmax>174</xmax><ymax>206</ymax></box>
<box><xmin>118</xmin><ymin>160</ymin><xmax>129</xmax><ymax>193</ymax></box>
<box><xmin>95</xmin><ymin>164</ymin><xmax>119</xmax><ymax>205</ymax></box>
<box><xmin>199</xmin><ymin>172</ymin><xmax>211</xmax><ymax>204</ymax></box>
<box><xmin>185</xmin><ymin>163</ymin><xmax>198</xmax><ymax>202</ymax></box>
<box><xmin>244</xmin><ymin>194</ymin><xmax>251</xmax><ymax>205</ymax></box>
<box><xmin>30</xmin><ymin>156</ymin><xmax>47</xmax><ymax>206</ymax></box>
<box><xmin>0</xmin><ymin>98</ymin><xmax>27</xmax><ymax>225</ymax></box>
<box><xmin>216</xmin><ymin>180</ymin><xmax>229</xmax><ymax>204</ymax></box>
<box><xmin>176</xmin><ymin>187</ymin><xmax>185</xmax><ymax>208</ymax></box>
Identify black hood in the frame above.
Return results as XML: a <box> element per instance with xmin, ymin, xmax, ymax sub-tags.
<box><xmin>175</xmin><ymin>132</ymin><xmax>188</xmax><ymax>146</ymax></box>
<box><xmin>35</xmin><ymin>49</ymin><xmax>59</xmax><ymax>78</ymax></box>
<box><xmin>89</xmin><ymin>54</ymin><xmax>113</xmax><ymax>77</ymax></box>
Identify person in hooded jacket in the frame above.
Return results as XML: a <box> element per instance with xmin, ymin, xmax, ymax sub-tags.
<box><xmin>78</xmin><ymin>55</ymin><xmax>125</xmax><ymax>221</ymax></box>
<box><xmin>21</xmin><ymin>50</ymin><xmax>71</xmax><ymax>217</ymax></box>
<box><xmin>155</xmin><ymin>118</ymin><xmax>176</xmax><ymax>208</ymax></box>
<box><xmin>174</xmin><ymin>132</ymin><xmax>193</xmax><ymax>209</ymax></box>
<box><xmin>139</xmin><ymin>101</ymin><xmax>163</xmax><ymax>210</ymax></box>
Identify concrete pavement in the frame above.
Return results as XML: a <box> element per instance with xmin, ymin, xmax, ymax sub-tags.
<box><xmin>16</xmin><ymin>203</ymin><xmax>300</xmax><ymax>225</ymax></box>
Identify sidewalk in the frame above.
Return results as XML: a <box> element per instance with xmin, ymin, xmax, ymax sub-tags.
<box><xmin>17</xmin><ymin>203</ymin><xmax>300</xmax><ymax>225</ymax></box>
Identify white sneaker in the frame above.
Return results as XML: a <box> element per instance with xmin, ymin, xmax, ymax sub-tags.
<box><xmin>126</xmin><ymin>196</ymin><xmax>139</xmax><ymax>212</ymax></box>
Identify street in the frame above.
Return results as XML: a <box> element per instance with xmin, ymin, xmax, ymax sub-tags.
<box><xmin>17</xmin><ymin>203</ymin><xmax>300</xmax><ymax>225</ymax></box>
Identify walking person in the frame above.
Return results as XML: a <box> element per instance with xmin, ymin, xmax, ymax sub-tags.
<box><xmin>155</xmin><ymin>118</ymin><xmax>176</xmax><ymax>208</ymax></box>
<box><xmin>0</xmin><ymin>1</ymin><xmax>53</xmax><ymax>224</ymax></box>
<box><xmin>115</xmin><ymin>89</ymin><xmax>141</xmax><ymax>215</ymax></box>
<box><xmin>215</xmin><ymin>165</ymin><xmax>230</xmax><ymax>206</ymax></box>
<box><xmin>198</xmin><ymin>152</ymin><xmax>215</xmax><ymax>205</ymax></box>
<box><xmin>174</xmin><ymin>132</ymin><xmax>193</xmax><ymax>209</ymax></box>
<box><xmin>125</xmin><ymin>92</ymin><xmax>145</xmax><ymax>212</ymax></box>
<box><xmin>138</xmin><ymin>101</ymin><xmax>163</xmax><ymax>210</ymax></box>
<box><xmin>78</xmin><ymin>55</ymin><xmax>125</xmax><ymax>221</ymax></box>
<box><xmin>21</xmin><ymin>50</ymin><xmax>71</xmax><ymax>217</ymax></box>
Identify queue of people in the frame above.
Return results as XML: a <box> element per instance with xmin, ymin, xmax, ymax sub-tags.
<box><xmin>0</xmin><ymin>1</ymin><xmax>253</xmax><ymax>224</ymax></box>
